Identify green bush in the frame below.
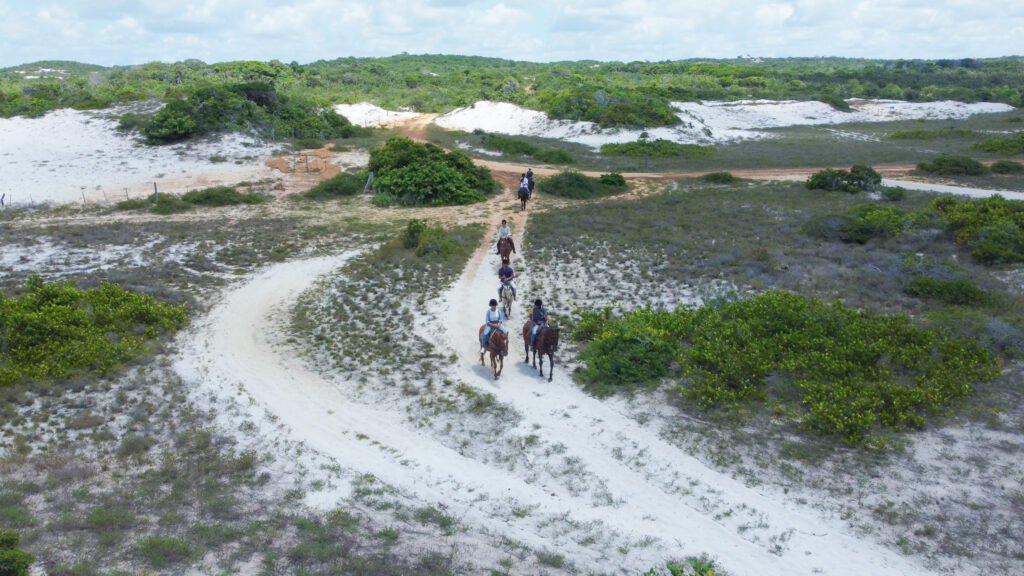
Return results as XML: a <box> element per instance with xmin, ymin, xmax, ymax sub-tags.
<box><xmin>114</xmin><ymin>198</ymin><xmax>150</xmax><ymax>211</ymax></box>
<box><xmin>932</xmin><ymin>195</ymin><xmax>1024</xmax><ymax>264</ymax></box>
<box><xmin>303</xmin><ymin>172</ymin><xmax>366</xmax><ymax>199</ymax></box>
<box><xmin>991</xmin><ymin>160</ymin><xmax>1024</xmax><ymax>174</ymax></box>
<box><xmin>973</xmin><ymin>131</ymin><xmax>1024</xmax><ymax>155</ymax></box>
<box><xmin>370</xmin><ymin>137</ymin><xmax>498</xmax><ymax>206</ymax></box>
<box><xmin>905</xmin><ymin>276</ymin><xmax>992</xmax><ymax>306</ymax></box>
<box><xmin>402</xmin><ymin>219</ymin><xmax>427</xmax><ymax>248</ymax></box>
<box><xmin>880</xmin><ymin>185</ymin><xmax>907</xmax><ymax>202</ymax></box>
<box><xmin>137</xmin><ymin>536</ymin><xmax>193</xmax><ymax>569</ymax></box>
<box><xmin>806</xmin><ymin>164</ymin><xmax>881</xmax><ymax>193</ymax></box>
<box><xmin>0</xmin><ymin>529</ymin><xmax>33</xmax><ymax>576</ymax></box>
<box><xmin>472</xmin><ymin>134</ymin><xmax>574</xmax><ymax>164</ymax></box>
<box><xmin>0</xmin><ymin>276</ymin><xmax>188</xmax><ymax>389</ymax></box>
<box><xmin>540</xmin><ymin>171</ymin><xmax>628</xmax><ymax>199</ymax></box>
<box><xmin>917</xmin><ymin>155</ymin><xmax>989</xmax><ymax>176</ymax></box>
<box><xmin>598</xmin><ymin>173</ymin><xmax>626</xmax><ymax>186</ymax></box>
<box><xmin>182</xmin><ymin>185</ymin><xmax>266</xmax><ymax>206</ymax></box>
<box><xmin>546</xmin><ymin>87</ymin><xmax>680</xmax><ymax>128</ymax></box>
<box><xmin>150</xmin><ymin>194</ymin><xmax>193</xmax><ymax>215</ymax></box>
<box><xmin>600</xmin><ymin>140</ymin><xmax>714</xmax><ymax>159</ymax></box>
<box><xmin>574</xmin><ymin>292</ymin><xmax>998</xmax><ymax>445</ymax></box>
<box><xmin>838</xmin><ymin>204</ymin><xmax>909</xmax><ymax>244</ymax></box>
<box><xmin>700</xmin><ymin>172</ymin><xmax>742</xmax><ymax>184</ymax></box>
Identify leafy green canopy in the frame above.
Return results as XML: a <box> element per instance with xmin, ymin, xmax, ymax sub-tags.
<box><xmin>932</xmin><ymin>195</ymin><xmax>1024</xmax><ymax>264</ymax></box>
<box><xmin>0</xmin><ymin>277</ymin><xmax>188</xmax><ymax>388</ymax></box>
<box><xmin>538</xmin><ymin>171</ymin><xmax>628</xmax><ymax>199</ymax></box>
<box><xmin>806</xmin><ymin>164</ymin><xmax>881</xmax><ymax>193</ymax></box>
<box><xmin>573</xmin><ymin>291</ymin><xmax>998</xmax><ymax>446</ymax></box>
<box><xmin>600</xmin><ymin>139</ymin><xmax>714</xmax><ymax>159</ymax></box>
<box><xmin>138</xmin><ymin>81</ymin><xmax>366</xmax><ymax>143</ymax></box>
<box><xmin>369</xmin><ymin>137</ymin><xmax>499</xmax><ymax>206</ymax></box>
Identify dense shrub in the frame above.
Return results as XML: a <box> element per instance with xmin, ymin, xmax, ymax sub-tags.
<box><xmin>113</xmin><ymin>198</ymin><xmax>150</xmax><ymax>211</ymax></box>
<box><xmin>369</xmin><ymin>137</ymin><xmax>498</xmax><ymax>206</ymax></box>
<box><xmin>303</xmin><ymin>172</ymin><xmax>366</xmax><ymax>199</ymax></box>
<box><xmin>573</xmin><ymin>291</ymin><xmax>998</xmax><ymax>445</ymax></box>
<box><xmin>0</xmin><ymin>276</ymin><xmax>188</xmax><ymax>389</ymax></box>
<box><xmin>973</xmin><ymin>131</ymin><xmax>1024</xmax><ymax>155</ymax></box>
<box><xmin>932</xmin><ymin>195</ymin><xmax>1024</xmax><ymax>264</ymax></box>
<box><xmin>0</xmin><ymin>529</ymin><xmax>33</xmax><ymax>576</ymax></box>
<box><xmin>402</xmin><ymin>219</ymin><xmax>427</xmax><ymax>248</ymax></box>
<box><xmin>837</xmin><ymin>204</ymin><xmax>909</xmax><ymax>244</ymax></box>
<box><xmin>806</xmin><ymin>164</ymin><xmax>881</xmax><ymax>193</ymax></box>
<box><xmin>879</xmin><ymin>185</ymin><xmax>907</xmax><ymax>201</ymax></box>
<box><xmin>546</xmin><ymin>87</ymin><xmax>680</xmax><ymax>128</ymax></box>
<box><xmin>990</xmin><ymin>160</ymin><xmax>1024</xmax><ymax>174</ymax></box>
<box><xmin>700</xmin><ymin>172</ymin><xmax>742</xmax><ymax>184</ymax></box>
<box><xmin>140</xmin><ymin>82</ymin><xmax>366</xmax><ymax>144</ymax></box>
<box><xmin>917</xmin><ymin>155</ymin><xmax>988</xmax><ymax>176</ymax></box>
<box><xmin>600</xmin><ymin>140</ymin><xmax>714</xmax><ymax>159</ymax></box>
<box><xmin>540</xmin><ymin>171</ymin><xmax>628</xmax><ymax>199</ymax></box>
<box><xmin>182</xmin><ymin>186</ymin><xmax>266</xmax><ymax>206</ymax></box>
<box><xmin>905</xmin><ymin>276</ymin><xmax>992</xmax><ymax>306</ymax></box>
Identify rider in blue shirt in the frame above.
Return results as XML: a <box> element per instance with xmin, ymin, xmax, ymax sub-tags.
<box><xmin>498</xmin><ymin>262</ymin><xmax>516</xmax><ymax>300</ymax></box>
<box><xmin>481</xmin><ymin>299</ymin><xmax>507</xmax><ymax>354</ymax></box>
<box><xmin>530</xmin><ymin>298</ymin><xmax>548</xmax><ymax>347</ymax></box>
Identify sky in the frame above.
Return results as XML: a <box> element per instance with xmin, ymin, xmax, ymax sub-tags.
<box><xmin>0</xmin><ymin>0</ymin><xmax>1022</xmax><ymax>68</ymax></box>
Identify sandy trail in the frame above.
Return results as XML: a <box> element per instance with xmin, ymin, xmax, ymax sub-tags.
<box><xmin>172</xmin><ymin>189</ymin><xmax>932</xmax><ymax>574</ymax></box>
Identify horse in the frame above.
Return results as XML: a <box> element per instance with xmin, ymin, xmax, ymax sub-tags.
<box><xmin>518</xmin><ymin>186</ymin><xmax>530</xmax><ymax>211</ymax></box>
<box><xmin>498</xmin><ymin>236</ymin><xmax>513</xmax><ymax>266</ymax></box>
<box><xmin>478</xmin><ymin>325</ymin><xmax>508</xmax><ymax>380</ymax></box>
<box><xmin>528</xmin><ymin>176</ymin><xmax>535</xmax><ymax>196</ymax></box>
<box><xmin>499</xmin><ymin>282</ymin><xmax>514</xmax><ymax>317</ymax></box>
<box><xmin>522</xmin><ymin>320</ymin><xmax>559</xmax><ymax>382</ymax></box>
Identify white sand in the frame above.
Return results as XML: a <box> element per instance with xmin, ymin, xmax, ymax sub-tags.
<box><xmin>435</xmin><ymin>99</ymin><xmax>1016</xmax><ymax>148</ymax></box>
<box><xmin>333</xmin><ymin>102</ymin><xmax>420</xmax><ymax>127</ymax></box>
<box><xmin>0</xmin><ymin>107</ymin><xmax>279</xmax><ymax>206</ymax></box>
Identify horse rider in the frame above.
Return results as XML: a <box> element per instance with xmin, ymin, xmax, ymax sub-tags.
<box><xmin>496</xmin><ymin>218</ymin><xmax>516</xmax><ymax>254</ymax></box>
<box><xmin>530</xmin><ymin>298</ymin><xmax>548</xmax><ymax>348</ymax></box>
<box><xmin>526</xmin><ymin>168</ymin><xmax>535</xmax><ymax>196</ymax></box>
<box><xmin>481</xmin><ymin>298</ymin><xmax>508</xmax><ymax>354</ymax></box>
<box><xmin>519</xmin><ymin>173</ymin><xmax>531</xmax><ymax>196</ymax></box>
<box><xmin>498</xmin><ymin>260</ymin><xmax>516</xmax><ymax>300</ymax></box>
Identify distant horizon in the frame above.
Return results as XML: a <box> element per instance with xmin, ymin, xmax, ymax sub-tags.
<box><xmin>5</xmin><ymin>52</ymin><xmax>1024</xmax><ymax>72</ymax></box>
<box><xmin>1</xmin><ymin>1</ymin><xmax>1022</xmax><ymax>69</ymax></box>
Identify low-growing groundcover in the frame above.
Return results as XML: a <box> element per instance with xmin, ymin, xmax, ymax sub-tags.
<box><xmin>369</xmin><ymin>137</ymin><xmax>500</xmax><ymax>206</ymax></box>
<box><xmin>600</xmin><ymin>139</ymin><xmax>714</xmax><ymax>159</ymax></box>
<box><xmin>478</xmin><ymin>133</ymin><xmax>575</xmax><ymax>164</ymax></box>
<box><xmin>115</xmin><ymin>185</ymin><xmax>267</xmax><ymax>213</ymax></box>
<box><xmin>0</xmin><ymin>276</ymin><xmax>188</xmax><ymax>388</ymax></box>
<box><xmin>572</xmin><ymin>291</ymin><xmax>998</xmax><ymax>446</ymax></box>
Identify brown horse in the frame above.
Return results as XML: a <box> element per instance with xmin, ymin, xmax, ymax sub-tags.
<box><xmin>522</xmin><ymin>320</ymin><xmax>559</xmax><ymax>382</ymax></box>
<box><xmin>498</xmin><ymin>236</ymin><xmax>514</xmax><ymax>266</ymax></box>
<box><xmin>478</xmin><ymin>325</ymin><xmax>508</xmax><ymax>380</ymax></box>
<box><xmin>518</xmin><ymin>186</ymin><xmax>529</xmax><ymax>211</ymax></box>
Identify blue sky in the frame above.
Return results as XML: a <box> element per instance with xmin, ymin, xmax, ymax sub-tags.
<box><xmin>1</xmin><ymin>0</ymin><xmax>1022</xmax><ymax>67</ymax></box>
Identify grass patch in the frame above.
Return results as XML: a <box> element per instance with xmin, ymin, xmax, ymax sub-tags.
<box><xmin>150</xmin><ymin>194</ymin><xmax>193</xmax><ymax>215</ymax></box>
<box><xmin>479</xmin><ymin>133</ymin><xmax>575</xmax><ymax>164</ymax></box>
<box><xmin>136</xmin><ymin>536</ymin><xmax>193</xmax><ymax>569</ymax></box>
<box><xmin>539</xmin><ymin>171</ymin><xmax>628</xmax><ymax>199</ymax></box>
<box><xmin>600</xmin><ymin>139</ymin><xmax>714</xmax><ymax>159</ymax></box>
<box><xmin>890</xmin><ymin>128</ymin><xmax>977</xmax><ymax>140</ymax></box>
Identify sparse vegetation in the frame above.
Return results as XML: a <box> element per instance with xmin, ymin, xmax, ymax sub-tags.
<box><xmin>479</xmin><ymin>133</ymin><xmax>575</xmax><ymax>164</ymax></box>
<box><xmin>182</xmin><ymin>185</ymin><xmax>267</xmax><ymax>206</ymax></box>
<box><xmin>600</xmin><ymin>140</ymin><xmax>715</xmax><ymax>159</ymax></box>
<box><xmin>890</xmin><ymin>128</ymin><xmax>977</xmax><ymax>139</ymax></box>
<box><xmin>303</xmin><ymin>172</ymin><xmax>367</xmax><ymax>199</ymax></box>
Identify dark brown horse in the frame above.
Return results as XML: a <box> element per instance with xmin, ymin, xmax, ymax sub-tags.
<box><xmin>479</xmin><ymin>325</ymin><xmax>508</xmax><ymax>380</ymax></box>
<box><xmin>518</xmin><ymin>186</ymin><xmax>530</xmax><ymax>211</ymax></box>
<box><xmin>498</xmin><ymin>237</ymin><xmax>513</xmax><ymax>266</ymax></box>
<box><xmin>522</xmin><ymin>320</ymin><xmax>559</xmax><ymax>382</ymax></box>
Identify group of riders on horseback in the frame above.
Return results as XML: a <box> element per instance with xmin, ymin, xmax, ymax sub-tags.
<box><xmin>518</xmin><ymin>168</ymin><xmax>535</xmax><ymax>210</ymax></box>
<box><xmin>479</xmin><ymin>170</ymin><xmax>558</xmax><ymax>380</ymax></box>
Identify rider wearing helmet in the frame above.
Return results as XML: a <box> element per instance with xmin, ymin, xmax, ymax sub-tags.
<box><xmin>498</xmin><ymin>261</ymin><xmax>516</xmax><ymax>300</ymax></box>
<box><xmin>481</xmin><ymin>298</ymin><xmax>508</xmax><ymax>354</ymax></box>
<box><xmin>496</xmin><ymin>219</ymin><xmax>516</xmax><ymax>255</ymax></box>
<box><xmin>530</xmin><ymin>298</ymin><xmax>548</xmax><ymax>348</ymax></box>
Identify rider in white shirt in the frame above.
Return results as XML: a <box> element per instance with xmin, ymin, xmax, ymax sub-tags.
<box><xmin>481</xmin><ymin>299</ymin><xmax>508</xmax><ymax>354</ymax></box>
<box><xmin>496</xmin><ymin>219</ymin><xmax>516</xmax><ymax>254</ymax></box>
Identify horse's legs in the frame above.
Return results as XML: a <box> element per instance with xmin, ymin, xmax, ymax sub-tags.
<box><xmin>547</xmin><ymin>352</ymin><xmax>554</xmax><ymax>382</ymax></box>
<box><xmin>538</xmin><ymin>350</ymin><xmax>544</xmax><ymax>379</ymax></box>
